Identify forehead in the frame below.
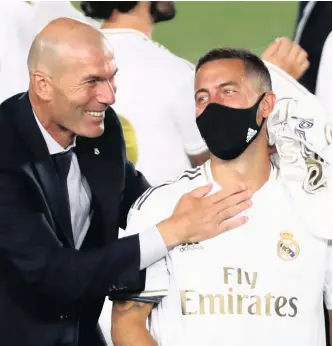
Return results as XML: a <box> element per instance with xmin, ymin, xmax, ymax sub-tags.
<box><xmin>195</xmin><ymin>59</ymin><xmax>246</xmax><ymax>88</ymax></box>
<box><xmin>66</xmin><ymin>41</ymin><xmax>116</xmax><ymax>78</ymax></box>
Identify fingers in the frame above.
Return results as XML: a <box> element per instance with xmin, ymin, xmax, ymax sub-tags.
<box><xmin>275</xmin><ymin>37</ymin><xmax>293</xmax><ymax>57</ymax></box>
<box><xmin>213</xmin><ymin>189</ymin><xmax>252</xmax><ymax>212</ymax></box>
<box><xmin>290</xmin><ymin>42</ymin><xmax>303</xmax><ymax>60</ymax></box>
<box><xmin>291</xmin><ymin>44</ymin><xmax>309</xmax><ymax>76</ymax></box>
<box><xmin>205</xmin><ymin>183</ymin><xmax>247</xmax><ymax>205</ymax></box>
<box><xmin>295</xmin><ymin>49</ymin><xmax>308</xmax><ymax>64</ymax></box>
<box><xmin>218</xmin><ymin>215</ymin><xmax>249</xmax><ymax>233</ymax></box>
<box><xmin>216</xmin><ymin>198</ymin><xmax>252</xmax><ymax>223</ymax></box>
<box><xmin>261</xmin><ymin>41</ymin><xmax>280</xmax><ymax>60</ymax></box>
<box><xmin>173</xmin><ymin>184</ymin><xmax>214</xmax><ymax>216</ymax></box>
<box><xmin>188</xmin><ymin>184</ymin><xmax>213</xmax><ymax>199</ymax></box>
<box><xmin>262</xmin><ymin>36</ymin><xmax>310</xmax><ymax>80</ymax></box>
<box><xmin>299</xmin><ymin>59</ymin><xmax>310</xmax><ymax>77</ymax></box>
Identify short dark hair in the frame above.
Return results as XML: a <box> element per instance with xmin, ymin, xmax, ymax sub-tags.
<box><xmin>196</xmin><ymin>48</ymin><xmax>272</xmax><ymax>92</ymax></box>
<box><xmin>80</xmin><ymin>1</ymin><xmax>138</xmax><ymax>20</ymax></box>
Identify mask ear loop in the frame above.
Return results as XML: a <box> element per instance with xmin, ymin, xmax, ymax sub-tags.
<box><xmin>257</xmin><ymin>92</ymin><xmax>267</xmax><ymax>128</ymax></box>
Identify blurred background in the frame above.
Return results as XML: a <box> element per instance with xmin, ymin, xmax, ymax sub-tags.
<box><xmin>72</xmin><ymin>1</ymin><xmax>298</xmax><ymax>63</ymax></box>
<box><xmin>0</xmin><ymin>2</ymin><xmax>331</xmax><ymax>346</ymax></box>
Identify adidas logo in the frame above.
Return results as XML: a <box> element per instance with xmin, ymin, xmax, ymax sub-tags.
<box><xmin>246</xmin><ymin>128</ymin><xmax>257</xmax><ymax>143</ymax></box>
<box><xmin>179</xmin><ymin>242</ymin><xmax>204</xmax><ymax>252</ymax></box>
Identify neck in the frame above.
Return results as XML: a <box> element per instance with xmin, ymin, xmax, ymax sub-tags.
<box><xmin>101</xmin><ymin>11</ymin><xmax>153</xmax><ymax>39</ymax></box>
<box><xmin>210</xmin><ymin>136</ymin><xmax>271</xmax><ymax>194</ymax></box>
<box><xmin>29</xmin><ymin>92</ymin><xmax>75</xmax><ymax>149</ymax></box>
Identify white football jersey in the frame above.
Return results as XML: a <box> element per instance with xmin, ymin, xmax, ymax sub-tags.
<box><xmin>124</xmin><ymin>161</ymin><xmax>332</xmax><ymax>346</ymax></box>
<box><xmin>101</xmin><ymin>28</ymin><xmax>208</xmax><ymax>185</ymax></box>
<box><xmin>101</xmin><ymin>27</ymin><xmax>315</xmax><ymax>186</ymax></box>
<box><xmin>0</xmin><ymin>1</ymin><xmax>99</xmax><ymax>104</ymax></box>
<box><xmin>0</xmin><ymin>2</ymin><xmax>33</xmax><ymax>103</ymax></box>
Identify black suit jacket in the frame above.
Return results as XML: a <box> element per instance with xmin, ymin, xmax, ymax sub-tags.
<box><xmin>0</xmin><ymin>93</ymin><xmax>150</xmax><ymax>346</ymax></box>
<box><xmin>295</xmin><ymin>1</ymin><xmax>332</xmax><ymax>93</ymax></box>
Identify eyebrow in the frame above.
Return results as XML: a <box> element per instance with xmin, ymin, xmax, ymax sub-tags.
<box><xmin>83</xmin><ymin>68</ymin><xmax>119</xmax><ymax>82</ymax></box>
<box><xmin>194</xmin><ymin>81</ymin><xmax>238</xmax><ymax>98</ymax></box>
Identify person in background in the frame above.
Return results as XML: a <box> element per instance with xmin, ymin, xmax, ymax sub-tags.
<box><xmin>294</xmin><ymin>1</ymin><xmax>332</xmax><ymax>94</ymax></box>
<box><xmin>0</xmin><ymin>1</ymin><xmax>99</xmax><ymax>103</ymax></box>
<box><xmin>294</xmin><ymin>6</ymin><xmax>332</xmax><ymax>344</ymax></box>
<box><xmin>316</xmin><ymin>32</ymin><xmax>332</xmax><ymax>121</ymax></box>
<box><xmin>81</xmin><ymin>1</ymin><xmax>210</xmax><ymax>186</ymax></box>
<box><xmin>0</xmin><ymin>1</ymin><xmax>34</xmax><ymax>103</ymax></box>
<box><xmin>81</xmin><ymin>1</ymin><xmax>311</xmax><ymax>186</ymax></box>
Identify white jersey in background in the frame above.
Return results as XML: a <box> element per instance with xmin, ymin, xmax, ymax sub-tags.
<box><xmin>124</xmin><ymin>161</ymin><xmax>332</xmax><ymax>346</ymax></box>
<box><xmin>0</xmin><ymin>2</ymin><xmax>33</xmax><ymax>103</ymax></box>
<box><xmin>101</xmin><ymin>29</ymin><xmax>208</xmax><ymax>185</ymax></box>
<box><xmin>101</xmin><ymin>28</ymin><xmax>315</xmax><ymax>185</ymax></box>
<box><xmin>0</xmin><ymin>1</ymin><xmax>99</xmax><ymax>104</ymax></box>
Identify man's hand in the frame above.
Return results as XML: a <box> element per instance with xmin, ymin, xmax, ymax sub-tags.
<box><xmin>157</xmin><ymin>183</ymin><xmax>252</xmax><ymax>248</ymax></box>
<box><xmin>261</xmin><ymin>37</ymin><xmax>310</xmax><ymax>80</ymax></box>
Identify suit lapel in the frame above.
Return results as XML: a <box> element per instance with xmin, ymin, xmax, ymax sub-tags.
<box><xmin>14</xmin><ymin>93</ymin><xmax>74</xmax><ymax>247</ymax></box>
<box><xmin>75</xmin><ymin>108</ymin><xmax>126</xmax><ymax>244</ymax></box>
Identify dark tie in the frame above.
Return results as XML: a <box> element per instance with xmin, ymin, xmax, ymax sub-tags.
<box><xmin>52</xmin><ymin>149</ymin><xmax>73</xmax><ymax>183</ymax></box>
<box><xmin>52</xmin><ymin>150</ymin><xmax>73</xmax><ymax>235</ymax></box>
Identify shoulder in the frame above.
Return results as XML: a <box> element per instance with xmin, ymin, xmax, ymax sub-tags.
<box><xmin>0</xmin><ymin>93</ymin><xmax>26</xmax><ymax>167</ymax></box>
<box><xmin>125</xmin><ymin>166</ymin><xmax>204</xmax><ymax>231</ymax></box>
<box><xmin>0</xmin><ymin>92</ymin><xmax>22</xmax><ymax>123</ymax></box>
<box><xmin>263</xmin><ymin>60</ymin><xmax>309</xmax><ymax>99</ymax></box>
<box><xmin>151</xmin><ymin>42</ymin><xmax>195</xmax><ymax>75</ymax></box>
<box><xmin>131</xmin><ymin>166</ymin><xmax>203</xmax><ymax>213</ymax></box>
<box><xmin>129</xmin><ymin>36</ymin><xmax>195</xmax><ymax>76</ymax></box>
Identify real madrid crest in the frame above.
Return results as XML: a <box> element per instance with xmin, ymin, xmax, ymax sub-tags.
<box><xmin>277</xmin><ymin>232</ymin><xmax>300</xmax><ymax>261</ymax></box>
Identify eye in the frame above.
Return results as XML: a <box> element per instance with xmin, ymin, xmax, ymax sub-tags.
<box><xmin>196</xmin><ymin>95</ymin><xmax>208</xmax><ymax>104</ymax></box>
<box><xmin>87</xmin><ymin>79</ymin><xmax>97</xmax><ymax>85</ymax></box>
<box><xmin>224</xmin><ymin>89</ymin><xmax>236</xmax><ymax>95</ymax></box>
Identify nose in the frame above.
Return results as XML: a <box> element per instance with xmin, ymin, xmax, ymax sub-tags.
<box><xmin>210</xmin><ymin>93</ymin><xmax>224</xmax><ymax>105</ymax></box>
<box><xmin>96</xmin><ymin>81</ymin><xmax>116</xmax><ymax>105</ymax></box>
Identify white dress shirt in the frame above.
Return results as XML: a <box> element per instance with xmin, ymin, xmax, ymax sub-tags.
<box><xmin>33</xmin><ymin>113</ymin><xmax>167</xmax><ymax>268</ymax></box>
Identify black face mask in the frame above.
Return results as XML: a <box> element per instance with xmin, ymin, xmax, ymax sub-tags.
<box><xmin>196</xmin><ymin>94</ymin><xmax>266</xmax><ymax>160</ymax></box>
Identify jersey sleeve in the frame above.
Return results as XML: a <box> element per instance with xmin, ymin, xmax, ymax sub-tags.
<box><xmin>324</xmin><ymin>242</ymin><xmax>332</xmax><ymax>310</ymax></box>
<box><xmin>168</xmin><ymin>69</ymin><xmax>208</xmax><ymax>156</ymax></box>
<box><xmin>119</xmin><ymin>194</ymin><xmax>171</xmax><ymax>304</ymax></box>
<box><xmin>264</xmin><ymin>60</ymin><xmax>310</xmax><ymax>101</ymax></box>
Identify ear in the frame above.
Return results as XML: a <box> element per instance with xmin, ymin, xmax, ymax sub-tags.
<box><xmin>30</xmin><ymin>72</ymin><xmax>53</xmax><ymax>101</ymax></box>
<box><xmin>260</xmin><ymin>92</ymin><xmax>276</xmax><ymax>119</ymax></box>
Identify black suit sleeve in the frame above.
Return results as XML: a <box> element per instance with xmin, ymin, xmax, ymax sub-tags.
<box><xmin>118</xmin><ymin>160</ymin><xmax>150</xmax><ymax>230</ymax></box>
<box><xmin>0</xmin><ymin>172</ymin><xmax>142</xmax><ymax>303</ymax></box>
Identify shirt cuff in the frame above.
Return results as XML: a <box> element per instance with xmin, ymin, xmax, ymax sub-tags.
<box><xmin>139</xmin><ymin>226</ymin><xmax>168</xmax><ymax>270</ymax></box>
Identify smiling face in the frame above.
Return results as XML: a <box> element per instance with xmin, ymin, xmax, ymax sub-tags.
<box><xmin>46</xmin><ymin>38</ymin><xmax>118</xmax><ymax>139</ymax></box>
<box><xmin>195</xmin><ymin>59</ymin><xmax>262</xmax><ymax>117</ymax></box>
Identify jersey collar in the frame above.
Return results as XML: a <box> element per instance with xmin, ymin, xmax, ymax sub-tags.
<box><xmin>101</xmin><ymin>28</ymin><xmax>150</xmax><ymax>42</ymax></box>
<box><xmin>201</xmin><ymin>159</ymin><xmax>279</xmax><ymax>196</ymax></box>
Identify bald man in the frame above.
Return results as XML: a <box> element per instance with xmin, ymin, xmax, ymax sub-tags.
<box><xmin>0</xmin><ymin>18</ymin><xmax>252</xmax><ymax>346</ymax></box>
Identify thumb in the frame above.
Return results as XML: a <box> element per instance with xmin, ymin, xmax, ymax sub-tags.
<box><xmin>189</xmin><ymin>184</ymin><xmax>213</xmax><ymax>199</ymax></box>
